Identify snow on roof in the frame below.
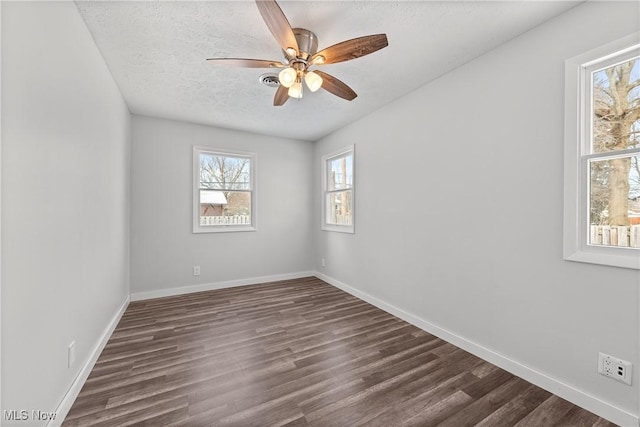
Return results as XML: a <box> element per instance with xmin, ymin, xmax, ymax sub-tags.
<box><xmin>200</xmin><ymin>190</ymin><xmax>227</xmax><ymax>205</ymax></box>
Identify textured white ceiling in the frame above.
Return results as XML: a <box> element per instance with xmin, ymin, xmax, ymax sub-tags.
<box><xmin>76</xmin><ymin>1</ymin><xmax>580</xmax><ymax>141</ymax></box>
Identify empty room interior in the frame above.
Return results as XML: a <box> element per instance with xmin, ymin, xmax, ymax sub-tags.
<box><xmin>2</xmin><ymin>1</ymin><xmax>640</xmax><ymax>426</ymax></box>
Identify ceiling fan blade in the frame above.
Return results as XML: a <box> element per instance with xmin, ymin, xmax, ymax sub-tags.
<box><xmin>273</xmin><ymin>84</ymin><xmax>289</xmax><ymax>106</ymax></box>
<box><xmin>311</xmin><ymin>34</ymin><xmax>388</xmax><ymax>65</ymax></box>
<box><xmin>206</xmin><ymin>58</ymin><xmax>286</xmax><ymax>68</ymax></box>
<box><xmin>314</xmin><ymin>70</ymin><xmax>357</xmax><ymax>101</ymax></box>
<box><xmin>255</xmin><ymin>0</ymin><xmax>299</xmax><ymax>56</ymax></box>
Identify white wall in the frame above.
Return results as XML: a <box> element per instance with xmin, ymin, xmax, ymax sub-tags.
<box><xmin>130</xmin><ymin>115</ymin><xmax>314</xmax><ymax>298</ymax></box>
<box><xmin>1</xmin><ymin>2</ymin><xmax>130</xmax><ymax>425</ymax></box>
<box><xmin>314</xmin><ymin>1</ymin><xmax>639</xmax><ymax>424</ymax></box>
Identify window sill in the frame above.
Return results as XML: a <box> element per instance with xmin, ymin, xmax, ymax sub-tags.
<box><xmin>193</xmin><ymin>225</ymin><xmax>256</xmax><ymax>234</ymax></box>
<box><xmin>564</xmin><ymin>247</ymin><xmax>640</xmax><ymax>270</ymax></box>
<box><xmin>322</xmin><ymin>224</ymin><xmax>354</xmax><ymax>234</ymax></box>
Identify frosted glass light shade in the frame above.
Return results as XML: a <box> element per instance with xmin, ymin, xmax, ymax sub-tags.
<box><xmin>288</xmin><ymin>81</ymin><xmax>303</xmax><ymax>99</ymax></box>
<box><xmin>285</xmin><ymin>47</ymin><xmax>297</xmax><ymax>58</ymax></box>
<box><xmin>278</xmin><ymin>68</ymin><xmax>297</xmax><ymax>88</ymax></box>
<box><xmin>304</xmin><ymin>71</ymin><xmax>323</xmax><ymax>92</ymax></box>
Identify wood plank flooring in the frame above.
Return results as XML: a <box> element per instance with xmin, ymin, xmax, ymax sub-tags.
<box><xmin>63</xmin><ymin>277</ymin><xmax>618</xmax><ymax>427</ymax></box>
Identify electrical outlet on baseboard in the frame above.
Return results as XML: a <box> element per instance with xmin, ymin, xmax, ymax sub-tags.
<box><xmin>598</xmin><ymin>352</ymin><xmax>632</xmax><ymax>385</ymax></box>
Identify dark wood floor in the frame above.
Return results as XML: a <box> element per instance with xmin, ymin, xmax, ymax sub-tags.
<box><xmin>63</xmin><ymin>277</ymin><xmax>617</xmax><ymax>427</ymax></box>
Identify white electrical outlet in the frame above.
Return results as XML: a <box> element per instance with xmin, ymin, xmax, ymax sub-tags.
<box><xmin>598</xmin><ymin>352</ymin><xmax>632</xmax><ymax>385</ymax></box>
<box><xmin>193</xmin><ymin>266</ymin><xmax>200</xmax><ymax>276</ymax></box>
<box><xmin>321</xmin><ymin>258</ymin><xmax>326</xmax><ymax>267</ymax></box>
<box><xmin>68</xmin><ymin>341</ymin><xmax>76</xmax><ymax>368</ymax></box>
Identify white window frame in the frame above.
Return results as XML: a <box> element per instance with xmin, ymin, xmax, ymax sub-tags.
<box><xmin>322</xmin><ymin>145</ymin><xmax>355</xmax><ymax>234</ymax></box>
<box><xmin>193</xmin><ymin>146</ymin><xmax>257</xmax><ymax>233</ymax></box>
<box><xmin>564</xmin><ymin>33</ymin><xmax>640</xmax><ymax>269</ymax></box>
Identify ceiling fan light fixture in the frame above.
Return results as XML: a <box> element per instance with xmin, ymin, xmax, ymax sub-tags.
<box><xmin>288</xmin><ymin>81</ymin><xmax>303</xmax><ymax>99</ymax></box>
<box><xmin>311</xmin><ymin>55</ymin><xmax>325</xmax><ymax>65</ymax></box>
<box><xmin>285</xmin><ymin>47</ymin><xmax>297</xmax><ymax>58</ymax></box>
<box><xmin>304</xmin><ymin>71</ymin><xmax>323</xmax><ymax>92</ymax></box>
<box><xmin>278</xmin><ymin>67</ymin><xmax>297</xmax><ymax>88</ymax></box>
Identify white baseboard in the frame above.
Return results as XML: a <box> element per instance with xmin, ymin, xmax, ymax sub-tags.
<box><xmin>49</xmin><ymin>296</ymin><xmax>130</xmax><ymax>427</ymax></box>
<box><xmin>314</xmin><ymin>271</ymin><xmax>639</xmax><ymax>427</ymax></box>
<box><xmin>130</xmin><ymin>271</ymin><xmax>316</xmax><ymax>301</ymax></box>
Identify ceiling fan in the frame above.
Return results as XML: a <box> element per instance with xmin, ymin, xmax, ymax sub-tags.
<box><xmin>206</xmin><ymin>0</ymin><xmax>388</xmax><ymax>106</ymax></box>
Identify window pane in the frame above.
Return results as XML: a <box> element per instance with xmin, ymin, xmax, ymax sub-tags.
<box><xmin>327</xmin><ymin>154</ymin><xmax>353</xmax><ymax>191</ymax></box>
<box><xmin>592</xmin><ymin>57</ymin><xmax>640</xmax><ymax>154</ymax></box>
<box><xmin>200</xmin><ymin>154</ymin><xmax>251</xmax><ymax>190</ymax></box>
<box><xmin>589</xmin><ymin>156</ymin><xmax>640</xmax><ymax>247</ymax></box>
<box><xmin>200</xmin><ymin>190</ymin><xmax>251</xmax><ymax>226</ymax></box>
<box><xmin>326</xmin><ymin>190</ymin><xmax>352</xmax><ymax>225</ymax></box>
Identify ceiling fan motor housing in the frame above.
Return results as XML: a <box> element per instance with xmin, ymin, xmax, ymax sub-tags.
<box><xmin>291</xmin><ymin>28</ymin><xmax>318</xmax><ymax>60</ymax></box>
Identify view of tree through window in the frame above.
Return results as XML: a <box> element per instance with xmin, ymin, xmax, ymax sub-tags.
<box><xmin>326</xmin><ymin>153</ymin><xmax>353</xmax><ymax>226</ymax></box>
<box><xmin>589</xmin><ymin>56</ymin><xmax>640</xmax><ymax>247</ymax></box>
<box><xmin>199</xmin><ymin>152</ymin><xmax>252</xmax><ymax>226</ymax></box>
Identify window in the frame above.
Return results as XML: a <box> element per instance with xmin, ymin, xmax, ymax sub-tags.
<box><xmin>564</xmin><ymin>34</ymin><xmax>640</xmax><ymax>269</ymax></box>
<box><xmin>322</xmin><ymin>145</ymin><xmax>354</xmax><ymax>233</ymax></box>
<box><xmin>193</xmin><ymin>147</ymin><xmax>256</xmax><ymax>233</ymax></box>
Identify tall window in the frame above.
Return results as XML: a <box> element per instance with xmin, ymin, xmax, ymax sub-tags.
<box><xmin>564</xmin><ymin>34</ymin><xmax>640</xmax><ymax>269</ymax></box>
<box><xmin>588</xmin><ymin>53</ymin><xmax>640</xmax><ymax>247</ymax></box>
<box><xmin>193</xmin><ymin>147</ymin><xmax>256</xmax><ymax>233</ymax></box>
<box><xmin>322</xmin><ymin>145</ymin><xmax>354</xmax><ymax>233</ymax></box>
